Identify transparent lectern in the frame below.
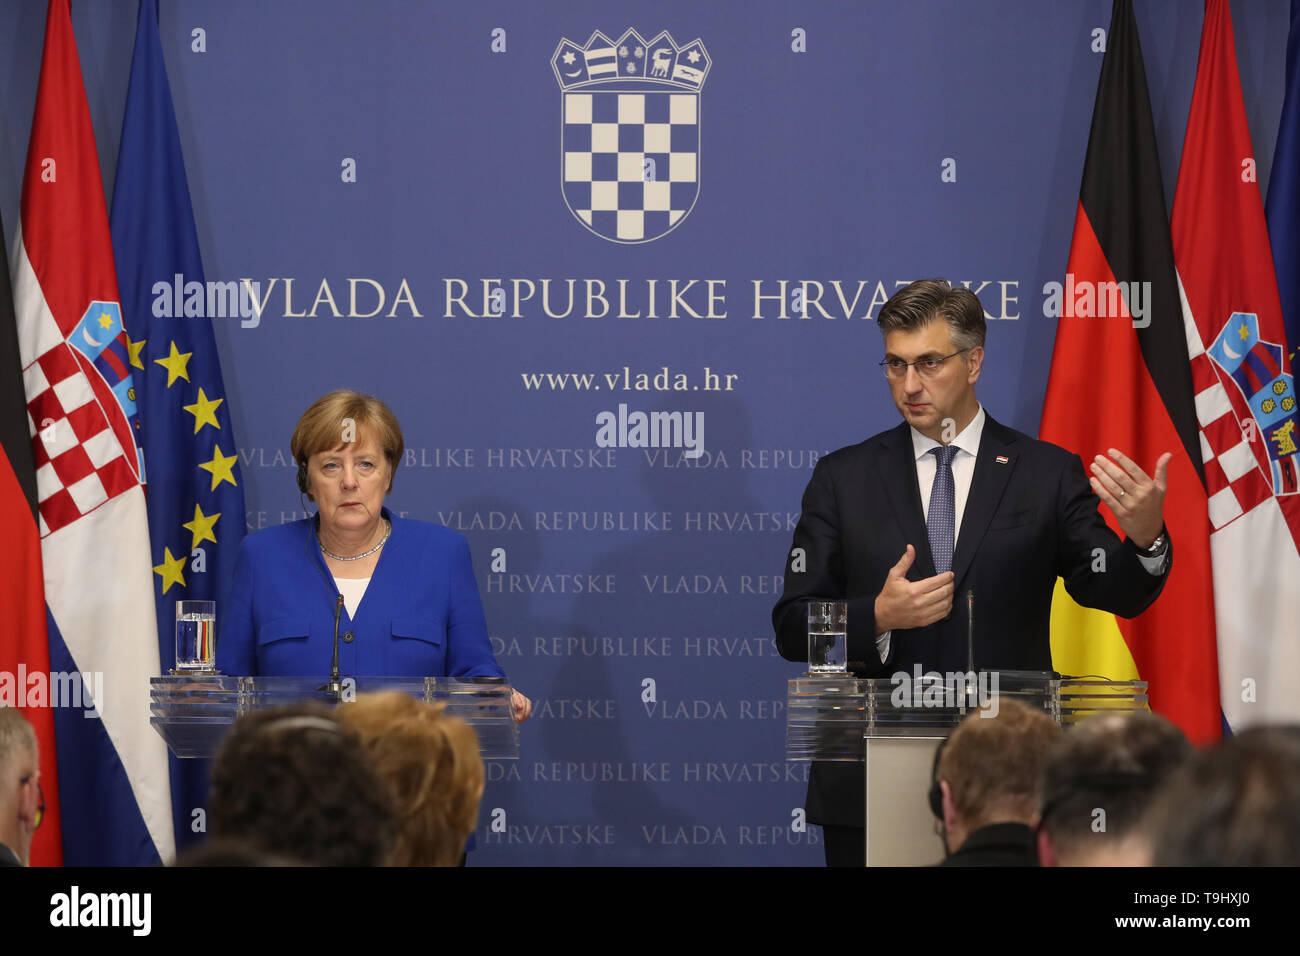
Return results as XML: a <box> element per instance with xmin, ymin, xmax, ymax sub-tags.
<box><xmin>785</xmin><ymin>671</ymin><xmax>1148</xmax><ymax>866</ymax></box>
<box><xmin>150</xmin><ymin>675</ymin><xmax>519</xmax><ymax>759</ymax></box>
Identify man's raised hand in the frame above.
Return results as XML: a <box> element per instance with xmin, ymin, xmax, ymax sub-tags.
<box><xmin>1090</xmin><ymin>448</ymin><xmax>1171</xmax><ymax>550</ymax></box>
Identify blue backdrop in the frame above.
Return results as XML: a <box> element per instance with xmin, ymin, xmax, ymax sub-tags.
<box><xmin>0</xmin><ymin>0</ymin><xmax>1288</xmax><ymax>865</ymax></box>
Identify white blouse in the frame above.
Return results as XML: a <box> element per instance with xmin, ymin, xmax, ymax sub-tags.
<box><xmin>333</xmin><ymin>576</ymin><xmax>372</xmax><ymax>619</ymax></box>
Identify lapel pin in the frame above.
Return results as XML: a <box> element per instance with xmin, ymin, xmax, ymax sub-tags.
<box><xmin>995</xmin><ymin>455</ymin><xmax>1009</xmax><ymax>465</ymax></box>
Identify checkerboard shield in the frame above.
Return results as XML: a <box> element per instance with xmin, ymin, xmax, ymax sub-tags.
<box><xmin>561</xmin><ymin>90</ymin><xmax>701</xmax><ymax>243</ymax></box>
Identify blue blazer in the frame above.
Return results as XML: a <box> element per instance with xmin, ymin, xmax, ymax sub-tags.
<box><xmin>218</xmin><ymin>509</ymin><xmax>505</xmax><ymax>680</ymax></box>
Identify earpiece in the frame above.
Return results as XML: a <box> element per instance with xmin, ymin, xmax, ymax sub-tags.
<box><xmin>297</xmin><ymin>460</ymin><xmax>309</xmax><ymax>495</ymax></box>
<box><xmin>929</xmin><ymin>736</ymin><xmax>948</xmax><ymax>819</ymax></box>
<box><xmin>1037</xmin><ymin>770</ymin><xmax>1154</xmax><ymax>826</ymax></box>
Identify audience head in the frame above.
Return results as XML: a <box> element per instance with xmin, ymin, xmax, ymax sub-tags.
<box><xmin>0</xmin><ymin>707</ymin><xmax>40</xmax><ymax>866</ymax></box>
<box><xmin>933</xmin><ymin>697</ymin><xmax>1060</xmax><ymax>856</ymax></box>
<box><xmin>1147</xmin><ymin>724</ymin><xmax>1300</xmax><ymax>866</ymax></box>
<box><xmin>339</xmin><ymin>692</ymin><xmax>484</xmax><ymax>866</ymax></box>
<box><xmin>1036</xmin><ymin>710</ymin><xmax>1190</xmax><ymax>866</ymax></box>
<box><xmin>208</xmin><ymin>704</ymin><xmax>397</xmax><ymax>866</ymax></box>
<box><xmin>173</xmin><ymin>838</ymin><xmax>302</xmax><ymax>867</ymax></box>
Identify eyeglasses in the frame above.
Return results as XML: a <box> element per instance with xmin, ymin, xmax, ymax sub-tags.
<box><xmin>20</xmin><ymin>774</ymin><xmax>44</xmax><ymax>830</ymax></box>
<box><xmin>880</xmin><ymin>348</ymin><xmax>971</xmax><ymax>379</ymax></box>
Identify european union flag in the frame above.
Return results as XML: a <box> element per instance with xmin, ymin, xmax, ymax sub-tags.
<box><xmin>110</xmin><ymin>0</ymin><xmax>246</xmax><ymax>857</ymax></box>
<box><xmin>1267</xmin><ymin>0</ymin><xmax>1300</xmax><ymax>369</ymax></box>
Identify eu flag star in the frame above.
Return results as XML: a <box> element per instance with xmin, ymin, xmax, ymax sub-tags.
<box><xmin>153</xmin><ymin>547</ymin><xmax>188</xmax><ymax>594</ymax></box>
<box><xmin>124</xmin><ymin>332</ymin><xmax>147</xmax><ymax>370</ymax></box>
<box><xmin>198</xmin><ymin>443</ymin><xmax>239</xmax><ymax>491</ymax></box>
<box><xmin>183</xmin><ymin>388</ymin><xmax>223</xmax><ymax>434</ymax></box>
<box><xmin>155</xmin><ymin>341</ymin><xmax>193</xmax><ymax>387</ymax></box>
<box><xmin>182</xmin><ymin>503</ymin><xmax>221</xmax><ymax>550</ymax></box>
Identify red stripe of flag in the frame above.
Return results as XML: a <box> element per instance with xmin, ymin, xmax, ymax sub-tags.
<box><xmin>95</xmin><ymin>342</ymin><xmax>128</xmax><ymax>381</ymax></box>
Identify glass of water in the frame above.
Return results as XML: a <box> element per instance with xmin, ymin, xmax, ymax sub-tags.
<box><xmin>807</xmin><ymin>601</ymin><xmax>847</xmax><ymax>673</ymax></box>
<box><xmin>175</xmin><ymin>600</ymin><xmax>217</xmax><ymax>672</ymax></box>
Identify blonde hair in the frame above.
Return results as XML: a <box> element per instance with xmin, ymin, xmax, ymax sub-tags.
<box><xmin>290</xmin><ymin>390</ymin><xmax>405</xmax><ymax>496</ymax></box>
<box><xmin>340</xmin><ymin>692</ymin><xmax>485</xmax><ymax>867</ymax></box>
<box><xmin>0</xmin><ymin>707</ymin><xmax>37</xmax><ymax>772</ymax></box>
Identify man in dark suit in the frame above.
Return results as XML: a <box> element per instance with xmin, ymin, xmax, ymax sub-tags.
<box><xmin>772</xmin><ymin>279</ymin><xmax>1173</xmax><ymax>866</ymax></box>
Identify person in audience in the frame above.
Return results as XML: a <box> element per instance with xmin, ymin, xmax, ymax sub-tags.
<box><xmin>931</xmin><ymin>697</ymin><xmax>1060</xmax><ymax>866</ymax></box>
<box><xmin>208</xmin><ymin>703</ymin><xmax>397</xmax><ymax>866</ymax></box>
<box><xmin>340</xmin><ymin>691</ymin><xmax>484</xmax><ymax>866</ymax></box>
<box><xmin>174</xmin><ymin>838</ymin><xmax>301</xmax><ymax>867</ymax></box>
<box><xmin>1147</xmin><ymin>724</ymin><xmax>1300</xmax><ymax>866</ymax></box>
<box><xmin>0</xmin><ymin>707</ymin><xmax>42</xmax><ymax>867</ymax></box>
<box><xmin>1036</xmin><ymin>710</ymin><xmax>1190</xmax><ymax>866</ymax></box>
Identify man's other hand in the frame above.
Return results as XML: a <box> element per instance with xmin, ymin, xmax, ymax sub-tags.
<box><xmin>874</xmin><ymin>544</ymin><xmax>955</xmax><ymax>635</ymax></box>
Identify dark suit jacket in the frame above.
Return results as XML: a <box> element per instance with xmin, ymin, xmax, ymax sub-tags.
<box><xmin>936</xmin><ymin>822</ymin><xmax>1039</xmax><ymax>867</ymax></box>
<box><xmin>0</xmin><ymin>842</ymin><xmax>21</xmax><ymax>867</ymax></box>
<box><xmin>772</xmin><ymin>413</ymin><xmax>1170</xmax><ymax>827</ymax></box>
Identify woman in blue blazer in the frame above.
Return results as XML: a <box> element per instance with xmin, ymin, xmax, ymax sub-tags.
<box><xmin>218</xmin><ymin>390</ymin><xmax>531</xmax><ymax>722</ymax></box>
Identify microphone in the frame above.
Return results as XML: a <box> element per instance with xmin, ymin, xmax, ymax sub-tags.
<box><xmin>322</xmin><ymin>593</ymin><xmax>345</xmax><ymax>701</ymax></box>
<box><xmin>965</xmin><ymin>589</ymin><xmax>976</xmax><ymax>705</ymax></box>
<box><xmin>304</xmin><ymin>521</ymin><xmax>347</xmax><ymax>701</ymax></box>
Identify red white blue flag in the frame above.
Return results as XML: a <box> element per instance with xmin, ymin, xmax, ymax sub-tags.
<box><xmin>12</xmin><ymin>0</ymin><xmax>174</xmax><ymax>864</ymax></box>
<box><xmin>1171</xmin><ymin>0</ymin><xmax>1300</xmax><ymax>728</ymax></box>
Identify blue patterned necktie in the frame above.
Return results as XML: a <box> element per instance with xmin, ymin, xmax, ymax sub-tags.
<box><xmin>927</xmin><ymin>445</ymin><xmax>959</xmax><ymax>574</ymax></box>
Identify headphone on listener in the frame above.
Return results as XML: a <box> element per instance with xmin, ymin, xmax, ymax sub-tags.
<box><xmin>1036</xmin><ymin>770</ymin><xmax>1154</xmax><ymax>829</ymax></box>
<box><xmin>297</xmin><ymin>460</ymin><xmax>316</xmax><ymax>519</ymax></box>
<box><xmin>928</xmin><ymin>736</ymin><xmax>949</xmax><ymax>820</ymax></box>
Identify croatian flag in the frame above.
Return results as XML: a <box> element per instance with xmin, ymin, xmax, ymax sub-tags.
<box><xmin>1171</xmin><ymin>0</ymin><xmax>1300</xmax><ymax>728</ymax></box>
<box><xmin>12</xmin><ymin>0</ymin><xmax>174</xmax><ymax>864</ymax></box>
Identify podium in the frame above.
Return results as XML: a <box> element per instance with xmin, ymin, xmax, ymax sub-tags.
<box><xmin>150</xmin><ymin>675</ymin><xmax>520</xmax><ymax>759</ymax></box>
<box><xmin>785</xmin><ymin>671</ymin><xmax>1148</xmax><ymax>865</ymax></box>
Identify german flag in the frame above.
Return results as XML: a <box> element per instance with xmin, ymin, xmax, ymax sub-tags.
<box><xmin>1040</xmin><ymin>0</ymin><xmax>1221</xmax><ymax>742</ymax></box>
<box><xmin>0</xmin><ymin>203</ymin><xmax>64</xmax><ymax>865</ymax></box>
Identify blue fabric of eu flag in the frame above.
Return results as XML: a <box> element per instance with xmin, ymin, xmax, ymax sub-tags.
<box><xmin>110</xmin><ymin>0</ymin><xmax>247</xmax><ymax>857</ymax></box>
